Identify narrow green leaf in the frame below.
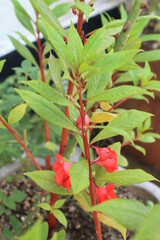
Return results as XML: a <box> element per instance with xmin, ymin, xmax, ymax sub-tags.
<box><xmin>4</xmin><ymin>197</ymin><xmax>16</xmax><ymax>210</ymax></box>
<box><xmin>24</xmin><ymin>171</ymin><xmax>71</xmax><ymax>195</ymax></box>
<box><xmin>52</xmin><ymin>209</ymin><xmax>67</xmax><ymax>228</ymax></box>
<box><xmin>16</xmin><ymin>32</ymin><xmax>37</xmax><ymax>51</ymax></box>
<box><xmin>10</xmin><ymin>216</ymin><xmax>21</xmax><ymax>232</ymax></box>
<box><xmin>81</xmin><ymin>27</ymin><xmax>105</xmax><ymax>63</ymax></box>
<box><xmin>48</xmin><ymin>54</ymin><xmax>64</xmax><ymax>94</ymax></box>
<box><xmin>37</xmin><ymin>203</ymin><xmax>52</xmax><ymax>211</ymax></box>
<box><xmin>9</xmin><ymin>36</ymin><xmax>38</xmax><ymax>66</ymax></box>
<box><xmin>144</xmin><ymin>81</ymin><xmax>160</xmax><ymax>92</ymax></box>
<box><xmin>43</xmin><ymin>20</ymin><xmax>73</xmax><ymax>69</ymax></box>
<box><xmin>133</xmin><ymin>144</ymin><xmax>146</xmax><ymax>155</ymax></box>
<box><xmin>134</xmin><ymin>204</ymin><xmax>160</xmax><ymax>240</ymax></box>
<box><xmin>88</xmin><ymin>85</ymin><xmax>153</xmax><ymax>106</ymax></box>
<box><xmin>8</xmin><ymin>103</ymin><xmax>27</xmax><ymax>124</ymax></box>
<box><xmin>90</xmin><ymin>199</ymin><xmax>151</xmax><ymax>231</ymax></box>
<box><xmin>74</xmin><ymin>1</ymin><xmax>93</xmax><ymax>21</ymax></box>
<box><xmin>54</xmin><ymin>199</ymin><xmax>66</xmax><ymax>209</ymax></box>
<box><xmin>16</xmin><ymin>89</ymin><xmax>78</xmax><ymax>132</ymax></box>
<box><xmin>41</xmin><ymin>222</ymin><xmax>49</xmax><ymax>240</ymax></box>
<box><xmin>52</xmin><ymin>3</ymin><xmax>72</xmax><ymax>18</ymax></box>
<box><xmin>30</xmin><ymin>0</ymin><xmax>65</xmax><ymax>37</ymax></box>
<box><xmin>141</xmin><ymin>34</ymin><xmax>160</xmax><ymax>42</ymax></box>
<box><xmin>91</xmin><ymin>110</ymin><xmax>152</xmax><ymax>144</ymax></box>
<box><xmin>23</xmin><ymin>80</ymin><xmax>72</xmax><ymax>106</ymax></box>
<box><xmin>51</xmin><ymin>230</ymin><xmax>66</xmax><ymax>240</ymax></box>
<box><xmin>134</xmin><ymin>50</ymin><xmax>160</xmax><ymax>62</ymax></box>
<box><xmin>67</xmin><ymin>22</ymin><xmax>83</xmax><ymax>68</ymax></box>
<box><xmin>69</xmin><ymin>160</ymin><xmax>89</xmax><ymax>194</ymax></box>
<box><xmin>87</xmin><ymin>73</ymin><xmax>112</xmax><ymax>99</ymax></box>
<box><xmin>120</xmin><ymin>4</ymin><xmax>127</xmax><ymax>20</ymax></box>
<box><xmin>11</xmin><ymin>0</ymin><xmax>35</xmax><ymax>35</ymax></box>
<box><xmin>0</xmin><ymin>60</ymin><xmax>6</xmax><ymax>72</ymax></box>
<box><xmin>96</xmin><ymin>169</ymin><xmax>158</xmax><ymax>186</ymax></box>
<box><xmin>20</xmin><ymin>219</ymin><xmax>43</xmax><ymax>240</ymax></box>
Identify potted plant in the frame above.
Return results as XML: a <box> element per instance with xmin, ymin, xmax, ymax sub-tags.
<box><xmin>1</xmin><ymin>0</ymin><xmax>160</xmax><ymax>239</ymax></box>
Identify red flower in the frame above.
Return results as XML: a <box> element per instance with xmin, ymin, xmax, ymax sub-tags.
<box><xmin>76</xmin><ymin>114</ymin><xmax>90</xmax><ymax>130</ymax></box>
<box><xmin>53</xmin><ymin>154</ymin><xmax>72</xmax><ymax>193</ymax></box>
<box><xmin>96</xmin><ymin>184</ymin><xmax>117</xmax><ymax>204</ymax></box>
<box><xmin>93</xmin><ymin>146</ymin><xmax>118</xmax><ymax>173</ymax></box>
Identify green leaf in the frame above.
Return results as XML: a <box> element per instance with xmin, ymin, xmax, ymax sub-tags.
<box><xmin>81</xmin><ymin>27</ymin><xmax>105</xmax><ymax>63</ymax></box>
<box><xmin>133</xmin><ymin>203</ymin><xmax>160</xmax><ymax>240</ymax></box>
<box><xmin>69</xmin><ymin>160</ymin><xmax>89</xmax><ymax>194</ymax></box>
<box><xmin>96</xmin><ymin>169</ymin><xmax>158</xmax><ymax>186</ymax></box>
<box><xmin>41</xmin><ymin>222</ymin><xmax>49</xmax><ymax>240</ymax></box>
<box><xmin>43</xmin><ymin>20</ymin><xmax>73</xmax><ymax>69</ymax></box>
<box><xmin>23</xmin><ymin>80</ymin><xmax>72</xmax><ymax>106</ymax></box>
<box><xmin>54</xmin><ymin>199</ymin><xmax>66</xmax><ymax>209</ymax></box>
<box><xmin>8</xmin><ymin>103</ymin><xmax>27</xmax><ymax>124</ymax></box>
<box><xmin>30</xmin><ymin>0</ymin><xmax>65</xmax><ymax>37</ymax></box>
<box><xmin>44</xmin><ymin>0</ymin><xmax>58</xmax><ymax>5</ymax></box>
<box><xmin>74</xmin><ymin>191</ymin><xmax>91</xmax><ymax>211</ymax></box>
<box><xmin>20</xmin><ymin>219</ymin><xmax>43</xmax><ymax>240</ymax></box>
<box><xmin>134</xmin><ymin>50</ymin><xmax>160</xmax><ymax>62</ymax></box>
<box><xmin>16</xmin><ymin>32</ymin><xmax>37</xmax><ymax>51</ymax></box>
<box><xmin>44</xmin><ymin>141</ymin><xmax>57</xmax><ymax>152</ymax></box>
<box><xmin>51</xmin><ymin>230</ymin><xmax>66</xmax><ymax>240</ymax></box>
<box><xmin>10</xmin><ymin>215</ymin><xmax>21</xmax><ymax>232</ymax></box>
<box><xmin>92</xmin><ymin>50</ymin><xmax>140</xmax><ymax>74</ymax></box>
<box><xmin>67</xmin><ymin>22</ymin><xmax>83</xmax><ymax>68</ymax></box>
<box><xmin>88</xmin><ymin>85</ymin><xmax>153</xmax><ymax>106</ymax></box>
<box><xmin>141</xmin><ymin>34</ymin><xmax>160</xmax><ymax>42</ymax></box>
<box><xmin>24</xmin><ymin>171</ymin><xmax>71</xmax><ymax>195</ymax></box>
<box><xmin>52</xmin><ymin>3</ymin><xmax>72</xmax><ymax>18</ymax></box>
<box><xmin>4</xmin><ymin>197</ymin><xmax>16</xmax><ymax>210</ymax></box>
<box><xmin>48</xmin><ymin>54</ymin><xmax>64</xmax><ymax>94</ymax></box>
<box><xmin>3</xmin><ymin>228</ymin><xmax>14</xmax><ymax>239</ymax></box>
<box><xmin>74</xmin><ymin>1</ymin><xmax>93</xmax><ymax>21</ymax></box>
<box><xmin>90</xmin><ymin>199</ymin><xmax>151</xmax><ymax>231</ymax></box>
<box><xmin>144</xmin><ymin>81</ymin><xmax>160</xmax><ymax>92</ymax></box>
<box><xmin>87</xmin><ymin>73</ymin><xmax>112</xmax><ymax>99</ymax></box>
<box><xmin>0</xmin><ymin>204</ymin><xmax>5</xmax><ymax>216</ymax></box>
<box><xmin>133</xmin><ymin>144</ymin><xmax>146</xmax><ymax>155</ymax></box>
<box><xmin>98</xmin><ymin>213</ymin><xmax>126</xmax><ymax>240</ymax></box>
<box><xmin>0</xmin><ymin>60</ymin><xmax>6</xmax><ymax>72</ymax></box>
<box><xmin>11</xmin><ymin>0</ymin><xmax>35</xmax><ymax>35</ymax></box>
<box><xmin>10</xmin><ymin>189</ymin><xmax>27</xmax><ymax>202</ymax></box>
<box><xmin>52</xmin><ymin>209</ymin><xmax>67</xmax><ymax>228</ymax></box>
<box><xmin>37</xmin><ymin>203</ymin><xmax>52</xmax><ymax>211</ymax></box>
<box><xmin>9</xmin><ymin>36</ymin><xmax>38</xmax><ymax>66</ymax></box>
<box><xmin>91</xmin><ymin>110</ymin><xmax>152</xmax><ymax>144</ymax></box>
<box><xmin>16</xmin><ymin>89</ymin><xmax>78</xmax><ymax>132</ymax></box>
<box><xmin>120</xmin><ymin>4</ymin><xmax>127</xmax><ymax>20</ymax></box>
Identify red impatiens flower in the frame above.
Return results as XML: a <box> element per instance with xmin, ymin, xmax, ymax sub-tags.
<box><xmin>93</xmin><ymin>146</ymin><xmax>118</xmax><ymax>173</ymax></box>
<box><xmin>53</xmin><ymin>154</ymin><xmax>72</xmax><ymax>193</ymax></box>
<box><xmin>95</xmin><ymin>184</ymin><xmax>117</xmax><ymax>204</ymax></box>
<box><xmin>76</xmin><ymin>114</ymin><xmax>90</xmax><ymax>130</ymax></box>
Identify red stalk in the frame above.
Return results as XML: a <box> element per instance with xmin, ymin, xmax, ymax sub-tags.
<box><xmin>36</xmin><ymin>12</ymin><xmax>56</xmax><ymax>232</ymax></box>
<box><xmin>108</xmin><ymin>96</ymin><xmax>130</xmax><ymax>112</ymax></box>
<box><xmin>78</xmin><ymin>83</ymin><xmax>102</xmax><ymax>240</ymax></box>
<box><xmin>0</xmin><ymin>117</ymin><xmax>42</xmax><ymax>171</ymax></box>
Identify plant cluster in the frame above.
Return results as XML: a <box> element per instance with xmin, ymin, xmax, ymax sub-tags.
<box><xmin>1</xmin><ymin>0</ymin><xmax>160</xmax><ymax>239</ymax></box>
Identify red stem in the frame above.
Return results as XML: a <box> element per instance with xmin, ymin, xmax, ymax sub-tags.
<box><xmin>59</xmin><ymin>79</ymin><xmax>74</xmax><ymax>155</ymax></box>
<box><xmin>108</xmin><ymin>96</ymin><xmax>130</xmax><ymax>112</ymax></box>
<box><xmin>0</xmin><ymin>117</ymin><xmax>42</xmax><ymax>170</ymax></box>
<box><xmin>121</xmin><ymin>137</ymin><xmax>137</xmax><ymax>147</ymax></box>
<box><xmin>36</xmin><ymin>13</ymin><xmax>51</xmax><ymax>170</ymax></box>
<box><xmin>78</xmin><ymin>82</ymin><xmax>102</xmax><ymax>240</ymax></box>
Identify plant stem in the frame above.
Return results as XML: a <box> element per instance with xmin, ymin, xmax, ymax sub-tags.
<box><xmin>108</xmin><ymin>96</ymin><xmax>130</xmax><ymax>112</ymax></box>
<box><xmin>78</xmin><ymin>82</ymin><xmax>102</xmax><ymax>240</ymax></box>
<box><xmin>59</xmin><ymin>78</ymin><xmax>74</xmax><ymax>155</ymax></box>
<box><xmin>77</xmin><ymin>0</ymin><xmax>85</xmax><ymax>36</ymax></box>
<box><xmin>0</xmin><ymin>117</ymin><xmax>42</xmax><ymax>170</ymax></box>
<box><xmin>24</xmin><ymin>129</ymin><xmax>30</xmax><ymax>167</ymax></box>
<box><xmin>36</xmin><ymin>12</ymin><xmax>51</xmax><ymax>170</ymax></box>
<box><xmin>114</xmin><ymin>0</ymin><xmax>143</xmax><ymax>52</ymax></box>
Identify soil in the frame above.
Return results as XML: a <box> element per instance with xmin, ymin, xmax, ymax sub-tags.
<box><xmin>0</xmin><ymin>171</ymin><xmax>158</xmax><ymax>240</ymax></box>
